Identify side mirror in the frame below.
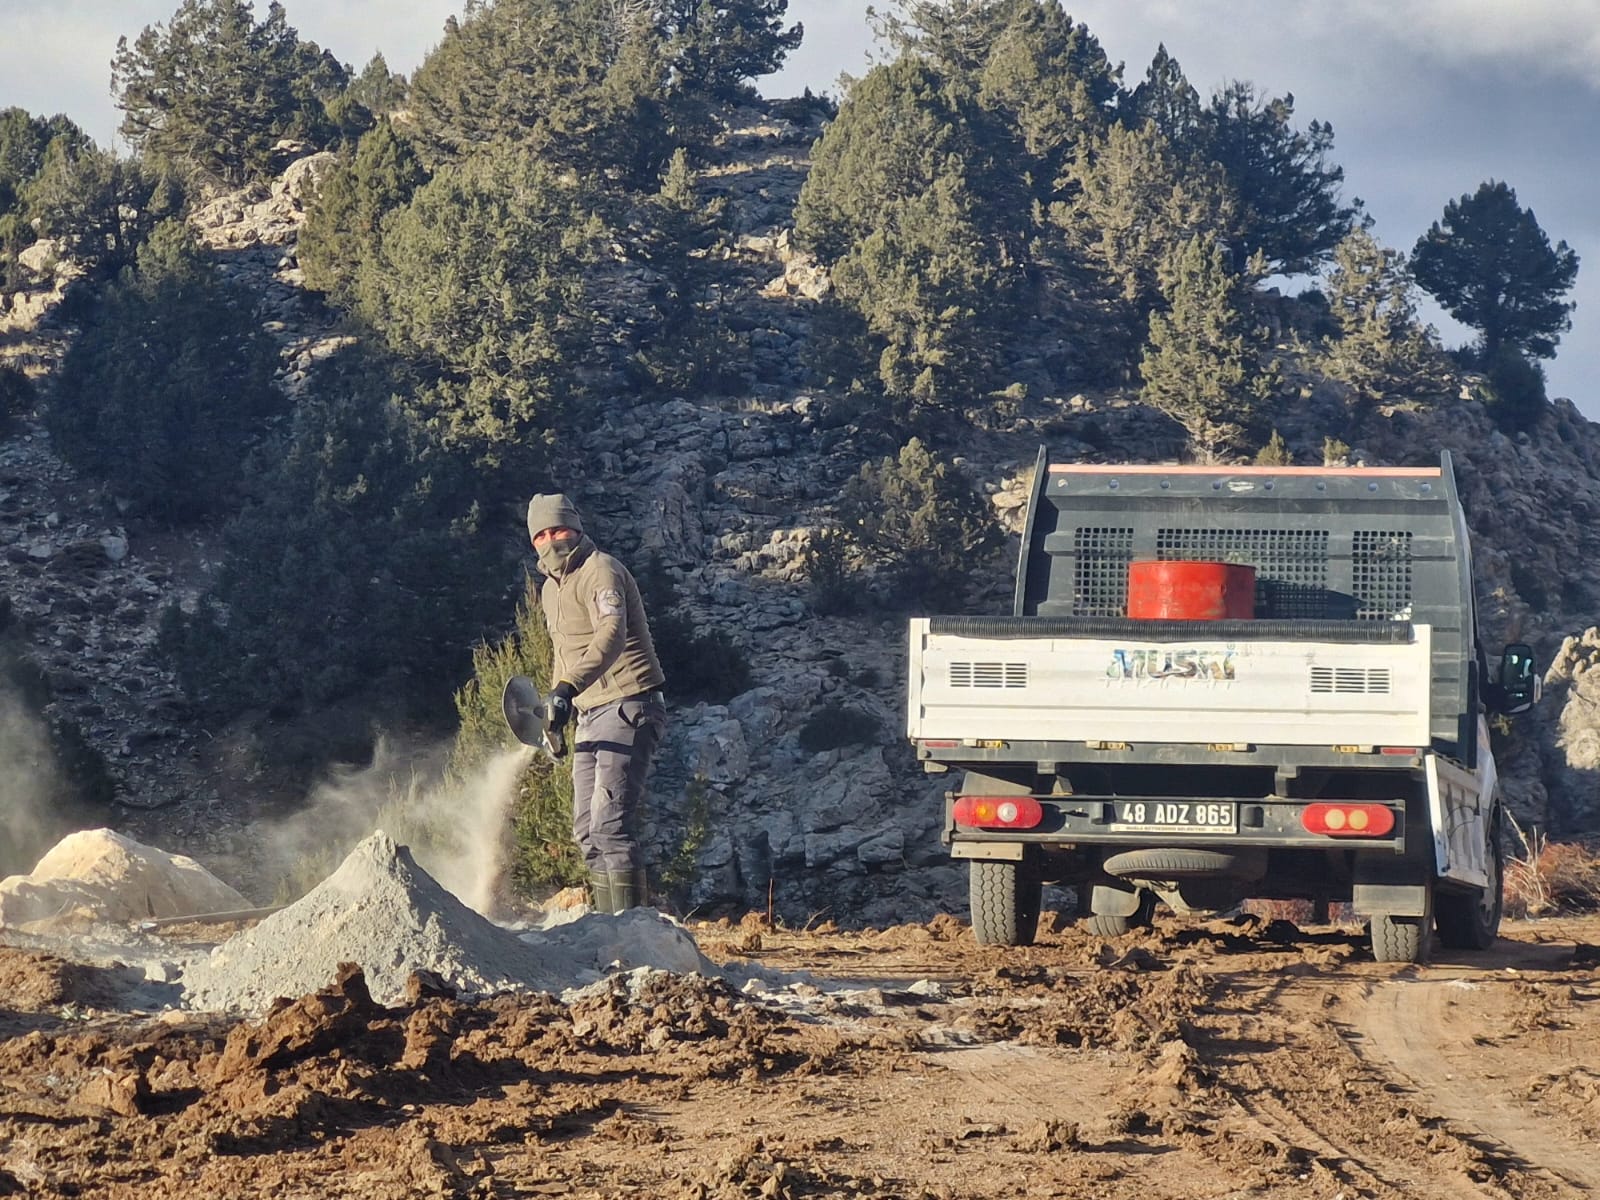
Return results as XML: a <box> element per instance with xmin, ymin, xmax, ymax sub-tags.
<box><xmin>1498</xmin><ymin>643</ymin><xmax>1541</xmax><ymax>715</ymax></box>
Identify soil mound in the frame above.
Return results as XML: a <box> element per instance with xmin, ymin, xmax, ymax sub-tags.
<box><xmin>0</xmin><ymin>828</ymin><xmax>248</xmax><ymax>930</ymax></box>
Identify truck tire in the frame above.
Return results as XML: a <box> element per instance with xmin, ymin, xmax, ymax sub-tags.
<box><xmin>1102</xmin><ymin>848</ymin><xmax>1266</xmax><ymax>880</ymax></box>
<box><xmin>1369</xmin><ymin>883</ymin><xmax>1434</xmax><ymax>964</ymax></box>
<box><xmin>969</xmin><ymin>859</ymin><xmax>1041</xmax><ymax>946</ymax></box>
<box><xmin>1084</xmin><ymin>888</ymin><xmax>1156</xmax><ymax>938</ymax></box>
<box><xmin>1435</xmin><ymin>806</ymin><xmax>1505</xmax><ymax>951</ymax></box>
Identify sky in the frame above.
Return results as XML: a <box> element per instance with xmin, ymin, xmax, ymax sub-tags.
<box><xmin>4</xmin><ymin>0</ymin><xmax>1597</xmax><ymax>418</ymax></box>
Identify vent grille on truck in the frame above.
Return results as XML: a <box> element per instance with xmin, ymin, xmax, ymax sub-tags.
<box><xmin>1309</xmin><ymin>666</ymin><xmax>1392</xmax><ymax>694</ymax></box>
<box><xmin>949</xmin><ymin>661</ymin><xmax>1029</xmax><ymax>689</ymax></box>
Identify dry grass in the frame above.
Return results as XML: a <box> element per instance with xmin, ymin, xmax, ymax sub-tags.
<box><xmin>1503</xmin><ymin>814</ymin><xmax>1600</xmax><ymax>918</ymax></box>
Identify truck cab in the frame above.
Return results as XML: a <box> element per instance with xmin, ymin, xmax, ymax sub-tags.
<box><xmin>906</xmin><ymin>450</ymin><xmax>1538</xmax><ymax>962</ymax></box>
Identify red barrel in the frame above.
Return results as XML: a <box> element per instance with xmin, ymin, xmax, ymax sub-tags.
<box><xmin>1126</xmin><ymin>560</ymin><xmax>1256</xmax><ymax>620</ymax></box>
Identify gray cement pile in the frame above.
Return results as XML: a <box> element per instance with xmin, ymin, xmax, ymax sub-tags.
<box><xmin>182</xmin><ymin>831</ymin><xmax>721</xmax><ymax>1013</ymax></box>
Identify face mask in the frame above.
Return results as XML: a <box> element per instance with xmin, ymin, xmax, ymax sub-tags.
<box><xmin>538</xmin><ymin>536</ymin><xmax>580</xmax><ymax>575</ymax></box>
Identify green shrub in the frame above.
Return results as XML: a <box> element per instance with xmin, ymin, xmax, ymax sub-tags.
<box><xmin>1322</xmin><ymin>436</ymin><xmax>1350</xmax><ymax>466</ymax></box>
<box><xmin>158</xmin><ymin>347</ymin><xmax>510</xmax><ymax>723</ymax></box>
<box><xmin>1479</xmin><ymin>345</ymin><xmax>1547</xmax><ymax>432</ymax></box>
<box><xmin>450</xmin><ymin>577</ymin><xmax>586</xmax><ymax>896</ymax></box>
<box><xmin>1254</xmin><ymin>429</ymin><xmax>1292</xmax><ymax>466</ymax></box>
<box><xmin>837</xmin><ymin>437</ymin><xmax>1001</xmax><ymax>609</ymax></box>
<box><xmin>804</xmin><ymin>526</ymin><xmax>856</xmax><ymax>615</ymax></box>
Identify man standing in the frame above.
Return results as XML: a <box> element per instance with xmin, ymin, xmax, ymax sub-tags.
<box><xmin>527</xmin><ymin>493</ymin><xmax>667</xmax><ymax>914</ymax></box>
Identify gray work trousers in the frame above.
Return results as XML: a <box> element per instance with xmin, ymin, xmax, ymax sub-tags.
<box><xmin>570</xmin><ymin>694</ymin><xmax>666</xmax><ymax>875</ymax></box>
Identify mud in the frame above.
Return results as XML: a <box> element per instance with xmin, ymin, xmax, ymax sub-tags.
<box><xmin>2</xmin><ymin>910</ymin><xmax>1599</xmax><ymax>1198</ymax></box>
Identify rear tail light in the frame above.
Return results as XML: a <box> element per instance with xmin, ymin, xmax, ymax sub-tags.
<box><xmin>1300</xmin><ymin>802</ymin><xmax>1396</xmax><ymax>838</ymax></box>
<box><xmin>953</xmin><ymin>795</ymin><xmax>1044</xmax><ymax>829</ymax></box>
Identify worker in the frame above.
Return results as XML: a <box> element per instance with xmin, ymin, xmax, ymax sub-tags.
<box><xmin>527</xmin><ymin>493</ymin><xmax>667</xmax><ymax>914</ymax></box>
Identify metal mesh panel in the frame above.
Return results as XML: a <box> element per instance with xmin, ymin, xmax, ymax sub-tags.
<box><xmin>1156</xmin><ymin>528</ymin><xmax>1329</xmax><ymax>618</ymax></box>
<box><xmin>1352</xmin><ymin>531</ymin><xmax>1413</xmax><ymax>620</ymax></box>
<box><xmin>1073</xmin><ymin>527</ymin><xmax>1133</xmax><ymax>616</ymax></box>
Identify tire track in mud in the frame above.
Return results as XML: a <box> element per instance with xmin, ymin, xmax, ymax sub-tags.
<box><xmin>1351</xmin><ymin>977</ymin><xmax>1600</xmax><ymax>1196</ymax></box>
<box><xmin>1193</xmin><ymin>976</ymin><xmax>1566</xmax><ymax>1200</ymax></box>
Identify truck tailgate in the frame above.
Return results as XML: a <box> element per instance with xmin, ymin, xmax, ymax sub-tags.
<box><xmin>907</xmin><ymin>618</ymin><xmax>1433</xmax><ymax>747</ymax></box>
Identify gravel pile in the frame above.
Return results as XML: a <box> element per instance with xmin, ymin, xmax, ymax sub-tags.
<box><xmin>182</xmin><ymin>831</ymin><xmax>722</xmax><ymax>1013</ymax></box>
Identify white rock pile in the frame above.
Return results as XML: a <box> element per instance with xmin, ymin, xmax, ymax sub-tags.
<box><xmin>0</xmin><ymin>828</ymin><xmax>249</xmax><ymax>931</ymax></box>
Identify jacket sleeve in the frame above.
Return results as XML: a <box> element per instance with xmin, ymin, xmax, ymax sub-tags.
<box><xmin>560</xmin><ymin>562</ymin><xmax>628</xmax><ymax>691</ymax></box>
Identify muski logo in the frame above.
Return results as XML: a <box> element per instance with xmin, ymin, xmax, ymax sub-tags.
<box><xmin>1107</xmin><ymin>648</ymin><xmax>1237</xmax><ymax>682</ymax></box>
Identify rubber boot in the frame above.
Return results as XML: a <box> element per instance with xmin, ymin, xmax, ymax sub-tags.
<box><xmin>607</xmin><ymin>870</ymin><xmax>639</xmax><ymax>913</ymax></box>
<box><xmin>589</xmin><ymin>872</ymin><xmax>613</xmax><ymax>915</ymax></box>
<box><xmin>633</xmin><ymin>865</ymin><xmax>650</xmax><ymax>909</ymax></box>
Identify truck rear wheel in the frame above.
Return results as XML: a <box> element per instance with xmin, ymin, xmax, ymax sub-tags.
<box><xmin>1436</xmin><ymin>806</ymin><xmax>1504</xmax><ymax>951</ymax></box>
<box><xmin>1369</xmin><ymin>882</ymin><xmax>1434</xmax><ymax>964</ymax></box>
<box><xmin>1084</xmin><ymin>888</ymin><xmax>1156</xmax><ymax>938</ymax></box>
<box><xmin>969</xmin><ymin>859</ymin><xmax>1041</xmax><ymax>946</ymax></box>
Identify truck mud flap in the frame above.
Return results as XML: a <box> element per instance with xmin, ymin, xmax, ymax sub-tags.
<box><xmin>1352</xmin><ymin>852</ymin><xmax>1431</xmax><ymax>917</ymax></box>
<box><xmin>950</xmin><ymin>842</ymin><xmax>1025</xmax><ymax>862</ymax></box>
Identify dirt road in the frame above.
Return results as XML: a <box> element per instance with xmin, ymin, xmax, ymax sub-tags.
<box><xmin>1</xmin><ymin>911</ymin><xmax>1596</xmax><ymax>1199</ymax></box>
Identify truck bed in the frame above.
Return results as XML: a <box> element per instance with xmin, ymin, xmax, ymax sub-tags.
<box><xmin>908</xmin><ymin>617</ymin><xmax>1433</xmax><ymax>750</ymax></box>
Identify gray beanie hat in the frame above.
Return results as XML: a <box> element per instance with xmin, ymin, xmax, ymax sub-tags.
<box><xmin>527</xmin><ymin>493</ymin><xmax>584</xmax><ymax>540</ymax></box>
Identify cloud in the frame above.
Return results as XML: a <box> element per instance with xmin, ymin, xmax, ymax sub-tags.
<box><xmin>1348</xmin><ymin>0</ymin><xmax>1600</xmax><ymax>86</ymax></box>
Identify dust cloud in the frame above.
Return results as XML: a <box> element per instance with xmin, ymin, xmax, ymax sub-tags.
<box><xmin>258</xmin><ymin>737</ymin><xmax>535</xmax><ymax>917</ymax></box>
<box><xmin>0</xmin><ymin>684</ymin><xmax>66</xmax><ymax>878</ymax></box>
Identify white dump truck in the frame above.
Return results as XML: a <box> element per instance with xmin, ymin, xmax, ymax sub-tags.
<box><xmin>907</xmin><ymin>451</ymin><xmax>1539</xmax><ymax>962</ymax></box>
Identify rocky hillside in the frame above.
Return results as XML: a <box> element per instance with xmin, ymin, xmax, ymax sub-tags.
<box><xmin>3</xmin><ymin>99</ymin><xmax>1599</xmax><ymax>922</ymax></box>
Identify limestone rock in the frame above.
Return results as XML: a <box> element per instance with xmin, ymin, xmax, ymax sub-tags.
<box><xmin>0</xmin><ymin>828</ymin><xmax>248</xmax><ymax>930</ymax></box>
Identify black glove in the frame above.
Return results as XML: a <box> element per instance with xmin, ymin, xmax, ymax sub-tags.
<box><xmin>545</xmin><ymin>681</ymin><xmax>577</xmax><ymax>735</ymax></box>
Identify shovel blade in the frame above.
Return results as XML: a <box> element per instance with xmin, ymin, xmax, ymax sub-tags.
<box><xmin>501</xmin><ymin>675</ymin><xmax>547</xmax><ymax>747</ymax></box>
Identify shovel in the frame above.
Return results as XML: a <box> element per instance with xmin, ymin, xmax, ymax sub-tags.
<box><xmin>501</xmin><ymin>674</ymin><xmax>567</xmax><ymax>758</ymax></box>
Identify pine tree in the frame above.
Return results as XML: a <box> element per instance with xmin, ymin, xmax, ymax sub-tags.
<box><xmin>0</xmin><ymin>108</ymin><xmax>88</xmax><ymax>216</ymax></box>
<box><xmin>794</xmin><ymin>57</ymin><xmax>1028</xmax><ymax>405</ymax></box>
<box><xmin>24</xmin><ymin>142</ymin><xmax>185</xmax><ymax>273</ymax></box>
<box><xmin>359</xmin><ymin>146</ymin><xmax>606</xmax><ymax>449</ymax></box>
<box><xmin>298</xmin><ymin>119</ymin><xmax>426</xmax><ymax>311</ymax></box>
<box><xmin>161</xmin><ymin>346</ymin><xmax>511</xmax><ymax>717</ymax></box>
<box><xmin>1320</xmin><ymin>227</ymin><xmax>1435</xmax><ymax>399</ymax></box>
<box><xmin>1410</xmin><ymin>179</ymin><xmax>1579</xmax><ymax>362</ymax></box>
<box><xmin>1140</xmin><ymin>232</ymin><xmax>1277</xmax><ymax>461</ymax></box>
<box><xmin>655</xmin><ymin>0</ymin><xmax>804</xmax><ymax>99</ymax></box>
<box><xmin>325</xmin><ymin>51</ymin><xmax>410</xmax><ymax>139</ymax></box>
<box><xmin>836</xmin><ymin>437</ymin><xmax>1001</xmax><ymax>606</ymax></box>
<box><xmin>631</xmin><ymin>148</ymin><xmax>737</xmax><ymax>391</ymax></box>
<box><xmin>405</xmin><ymin>0</ymin><xmax>676</xmax><ymax>187</ymax></box>
<box><xmin>47</xmin><ymin>220</ymin><xmax>284</xmax><ymax>523</ymax></box>
<box><xmin>974</xmin><ymin>1</ymin><xmax>1119</xmax><ymax>195</ymax></box>
<box><xmin>1200</xmin><ymin>81</ymin><xmax>1359</xmax><ymax>275</ymax></box>
<box><xmin>113</xmin><ymin>0</ymin><xmax>349</xmax><ymax>186</ymax></box>
<box><xmin>1125</xmin><ymin>45</ymin><xmax>1202</xmax><ymax>146</ymax></box>
<box><xmin>1058</xmin><ymin>119</ymin><xmax>1235</xmax><ymax>318</ymax></box>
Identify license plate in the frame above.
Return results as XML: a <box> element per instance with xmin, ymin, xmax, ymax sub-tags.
<box><xmin>1109</xmin><ymin>800</ymin><xmax>1237</xmax><ymax>834</ymax></box>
